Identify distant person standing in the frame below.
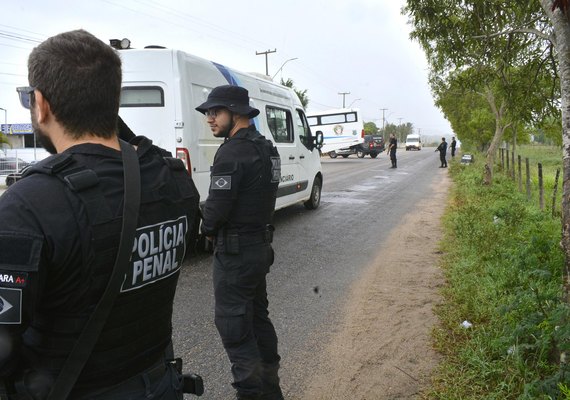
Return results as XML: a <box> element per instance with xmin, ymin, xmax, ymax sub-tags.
<box><xmin>435</xmin><ymin>137</ymin><xmax>448</xmax><ymax>168</ymax></box>
<box><xmin>450</xmin><ymin>136</ymin><xmax>457</xmax><ymax>158</ymax></box>
<box><xmin>388</xmin><ymin>133</ymin><xmax>397</xmax><ymax>168</ymax></box>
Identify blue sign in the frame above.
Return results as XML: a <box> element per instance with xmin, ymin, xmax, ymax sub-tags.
<box><xmin>0</xmin><ymin>124</ymin><xmax>33</xmax><ymax>135</ymax></box>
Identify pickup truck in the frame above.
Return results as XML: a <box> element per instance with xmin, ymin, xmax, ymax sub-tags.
<box><xmin>328</xmin><ymin>135</ymin><xmax>385</xmax><ymax>159</ymax></box>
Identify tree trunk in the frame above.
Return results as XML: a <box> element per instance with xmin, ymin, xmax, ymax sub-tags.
<box><xmin>541</xmin><ymin>0</ymin><xmax>570</xmax><ymax>302</ymax></box>
<box><xmin>483</xmin><ymin>88</ymin><xmax>508</xmax><ymax>185</ymax></box>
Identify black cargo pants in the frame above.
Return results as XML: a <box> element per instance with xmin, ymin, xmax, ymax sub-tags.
<box><xmin>213</xmin><ymin>233</ymin><xmax>283</xmax><ymax>400</ymax></box>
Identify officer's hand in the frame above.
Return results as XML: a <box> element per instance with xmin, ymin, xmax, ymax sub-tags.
<box><xmin>206</xmin><ymin>236</ymin><xmax>214</xmax><ymax>242</ymax></box>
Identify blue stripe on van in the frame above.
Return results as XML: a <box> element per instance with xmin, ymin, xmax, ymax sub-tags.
<box><xmin>212</xmin><ymin>62</ymin><xmax>259</xmax><ymax>130</ymax></box>
<box><xmin>213</xmin><ymin>62</ymin><xmax>241</xmax><ymax>86</ymax></box>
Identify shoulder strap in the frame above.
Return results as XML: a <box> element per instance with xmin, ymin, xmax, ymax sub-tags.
<box><xmin>47</xmin><ymin>140</ymin><xmax>141</xmax><ymax>400</ymax></box>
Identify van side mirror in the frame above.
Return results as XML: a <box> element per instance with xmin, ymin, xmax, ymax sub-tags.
<box><xmin>314</xmin><ymin>130</ymin><xmax>324</xmax><ymax>150</ymax></box>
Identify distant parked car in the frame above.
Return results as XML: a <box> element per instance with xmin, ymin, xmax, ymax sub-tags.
<box><xmin>0</xmin><ymin>157</ymin><xmax>29</xmax><ymax>174</ymax></box>
<box><xmin>5</xmin><ymin>164</ymin><xmax>32</xmax><ymax>186</ymax></box>
<box><xmin>460</xmin><ymin>154</ymin><xmax>474</xmax><ymax>165</ymax></box>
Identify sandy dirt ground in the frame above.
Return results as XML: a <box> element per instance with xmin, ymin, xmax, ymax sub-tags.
<box><xmin>299</xmin><ymin>171</ymin><xmax>451</xmax><ymax>400</ymax></box>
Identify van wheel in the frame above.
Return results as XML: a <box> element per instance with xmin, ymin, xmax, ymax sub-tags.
<box><xmin>356</xmin><ymin>150</ymin><xmax>365</xmax><ymax>158</ymax></box>
<box><xmin>329</xmin><ymin>151</ymin><xmax>337</xmax><ymax>159</ymax></box>
<box><xmin>370</xmin><ymin>153</ymin><xmax>378</xmax><ymax>159</ymax></box>
<box><xmin>304</xmin><ymin>176</ymin><xmax>322</xmax><ymax>210</ymax></box>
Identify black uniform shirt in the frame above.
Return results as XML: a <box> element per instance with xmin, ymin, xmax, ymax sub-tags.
<box><xmin>389</xmin><ymin>137</ymin><xmax>397</xmax><ymax>153</ymax></box>
<box><xmin>202</xmin><ymin>125</ymin><xmax>276</xmax><ymax>237</ymax></box>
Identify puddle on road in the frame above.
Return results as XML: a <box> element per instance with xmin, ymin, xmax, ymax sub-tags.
<box><xmin>321</xmin><ymin>195</ymin><xmax>368</xmax><ymax>204</ymax></box>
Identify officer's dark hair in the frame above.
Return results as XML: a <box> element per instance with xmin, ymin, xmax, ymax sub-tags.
<box><xmin>28</xmin><ymin>29</ymin><xmax>122</xmax><ymax>139</ymax></box>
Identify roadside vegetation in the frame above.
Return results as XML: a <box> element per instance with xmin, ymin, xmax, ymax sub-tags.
<box><xmin>431</xmin><ymin>147</ymin><xmax>570</xmax><ymax>399</ymax></box>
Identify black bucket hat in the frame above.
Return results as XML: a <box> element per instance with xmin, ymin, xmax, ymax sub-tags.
<box><xmin>195</xmin><ymin>85</ymin><xmax>260</xmax><ymax>118</ymax></box>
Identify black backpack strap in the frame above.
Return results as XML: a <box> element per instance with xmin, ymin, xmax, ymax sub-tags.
<box><xmin>46</xmin><ymin>140</ymin><xmax>141</xmax><ymax>400</ymax></box>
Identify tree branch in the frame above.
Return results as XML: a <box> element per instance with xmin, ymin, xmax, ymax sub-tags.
<box><xmin>473</xmin><ymin>27</ymin><xmax>553</xmax><ymax>43</ymax></box>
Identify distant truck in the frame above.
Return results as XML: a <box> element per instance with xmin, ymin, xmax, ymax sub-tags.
<box><xmin>405</xmin><ymin>134</ymin><xmax>422</xmax><ymax>151</ymax></box>
<box><xmin>307</xmin><ymin>108</ymin><xmax>365</xmax><ymax>158</ymax></box>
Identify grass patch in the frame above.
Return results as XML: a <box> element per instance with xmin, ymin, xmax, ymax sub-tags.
<box><xmin>428</xmin><ymin>149</ymin><xmax>570</xmax><ymax>399</ymax></box>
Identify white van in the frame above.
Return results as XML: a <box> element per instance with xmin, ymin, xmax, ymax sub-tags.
<box><xmin>405</xmin><ymin>133</ymin><xmax>422</xmax><ymax>151</ymax></box>
<box><xmin>117</xmin><ymin>47</ymin><xmax>323</xmax><ymax>211</ymax></box>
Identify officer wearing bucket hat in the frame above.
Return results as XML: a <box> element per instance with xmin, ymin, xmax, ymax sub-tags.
<box><xmin>196</xmin><ymin>85</ymin><xmax>284</xmax><ymax>400</ymax></box>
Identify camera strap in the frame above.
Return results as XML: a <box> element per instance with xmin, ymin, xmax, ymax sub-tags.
<box><xmin>47</xmin><ymin>139</ymin><xmax>141</xmax><ymax>400</ymax></box>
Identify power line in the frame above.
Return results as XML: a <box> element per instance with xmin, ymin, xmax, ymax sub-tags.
<box><xmin>0</xmin><ymin>32</ymin><xmax>42</xmax><ymax>44</ymax></box>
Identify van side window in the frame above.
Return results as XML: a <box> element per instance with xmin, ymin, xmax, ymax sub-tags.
<box><xmin>120</xmin><ymin>86</ymin><xmax>165</xmax><ymax>107</ymax></box>
<box><xmin>266</xmin><ymin>106</ymin><xmax>293</xmax><ymax>143</ymax></box>
<box><xmin>295</xmin><ymin>110</ymin><xmax>313</xmax><ymax>150</ymax></box>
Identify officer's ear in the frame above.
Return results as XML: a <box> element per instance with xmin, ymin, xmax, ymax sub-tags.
<box><xmin>34</xmin><ymin>90</ymin><xmax>52</xmax><ymax>124</ymax></box>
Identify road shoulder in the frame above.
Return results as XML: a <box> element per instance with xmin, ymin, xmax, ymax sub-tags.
<box><xmin>300</xmin><ymin>170</ymin><xmax>450</xmax><ymax>399</ymax></box>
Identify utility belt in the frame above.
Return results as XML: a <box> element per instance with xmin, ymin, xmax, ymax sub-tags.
<box><xmin>215</xmin><ymin>225</ymin><xmax>274</xmax><ymax>254</ymax></box>
<box><xmin>72</xmin><ymin>358</ymin><xmax>203</xmax><ymax>399</ymax></box>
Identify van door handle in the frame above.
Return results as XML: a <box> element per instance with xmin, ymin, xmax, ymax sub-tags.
<box><xmin>300</xmin><ymin>155</ymin><xmax>305</xmax><ymax>159</ymax></box>
<box><xmin>289</xmin><ymin>155</ymin><xmax>295</xmax><ymax>160</ymax></box>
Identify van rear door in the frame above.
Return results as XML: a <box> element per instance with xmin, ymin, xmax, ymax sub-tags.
<box><xmin>119</xmin><ymin>84</ymin><xmax>176</xmax><ymax>155</ymax></box>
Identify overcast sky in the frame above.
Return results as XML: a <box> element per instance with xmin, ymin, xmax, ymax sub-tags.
<box><xmin>1</xmin><ymin>0</ymin><xmax>453</xmax><ymax>138</ymax></box>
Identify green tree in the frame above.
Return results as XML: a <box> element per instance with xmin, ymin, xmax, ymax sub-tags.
<box><xmin>398</xmin><ymin>122</ymin><xmax>414</xmax><ymax>142</ymax></box>
<box><xmin>363</xmin><ymin>121</ymin><xmax>379</xmax><ymax>135</ymax></box>
<box><xmin>280</xmin><ymin>78</ymin><xmax>309</xmax><ymax>109</ymax></box>
<box><xmin>0</xmin><ymin>131</ymin><xmax>10</xmax><ymax>153</ymax></box>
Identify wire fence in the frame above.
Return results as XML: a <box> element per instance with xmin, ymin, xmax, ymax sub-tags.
<box><xmin>498</xmin><ymin>148</ymin><xmax>561</xmax><ymax>218</ymax></box>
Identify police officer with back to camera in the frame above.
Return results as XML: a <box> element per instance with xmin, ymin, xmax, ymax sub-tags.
<box><xmin>436</xmin><ymin>136</ymin><xmax>448</xmax><ymax>168</ymax></box>
<box><xmin>196</xmin><ymin>85</ymin><xmax>283</xmax><ymax>400</ymax></box>
<box><xmin>388</xmin><ymin>132</ymin><xmax>397</xmax><ymax>168</ymax></box>
<box><xmin>0</xmin><ymin>29</ymin><xmax>200</xmax><ymax>399</ymax></box>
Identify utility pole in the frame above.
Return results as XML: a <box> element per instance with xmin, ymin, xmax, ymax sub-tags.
<box><xmin>256</xmin><ymin>49</ymin><xmax>277</xmax><ymax>76</ymax></box>
<box><xmin>380</xmin><ymin>108</ymin><xmax>388</xmax><ymax>134</ymax></box>
<box><xmin>398</xmin><ymin>118</ymin><xmax>403</xmax><ymax>126</ymax></box>
<box><xmin>338</xmin><ymin>92</ymin><xmax>350</xmax><ymax>108</ymax></box>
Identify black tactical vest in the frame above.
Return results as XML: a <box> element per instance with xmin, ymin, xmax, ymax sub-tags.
<box><xmin>22</xmin><ymin>143</ymin><xmax>199</xmax><ymax>393</ymax></box>
<box><xmin>229</xmin><ymin>136</ymin><xmax>280</xmax><ymax>227</ymax></box>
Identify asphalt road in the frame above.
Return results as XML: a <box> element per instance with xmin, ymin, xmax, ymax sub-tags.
<box><xmin>173</xmin><ymin>147</ymin><xmax>447</xmax><ymax>399</ymax></box>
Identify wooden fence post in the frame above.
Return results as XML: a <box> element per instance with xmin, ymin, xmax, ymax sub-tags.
<box><xmin>501</xmin><ymin>148</ymin><xmax>505</xmax><ymax>170</ymax></box>
<box><xmin>538</xmin><ymin>163</ymin><xmax>544</xmax><ymax>210</ymax></box>
<box><xmin>511</xmin><ymin>150</ymin><xmax>515</xmax><ymax>180</ymax></box>
<box><xmin>526</xmin><ymin>158</ymin><xmax>531</xmax><ymax>201</ymax></box>
<box><xmin>518</xmin><ymin>155</ymin><xmax>522</xmax><ymax>192</ymax></box>
<box><xmin>553</xmin><ymin>168</ymin><xmax>561</xmax><ymax>218</ymax></box>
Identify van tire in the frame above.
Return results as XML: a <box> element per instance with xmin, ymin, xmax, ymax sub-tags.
<box><xmin>304</xmin><ymin>176</ymin><xmax>322</xmax><ymax>210</ymax></box>
<box><xmin>329</xmin><ymin>151</ymin><xmax>338</xmax><ymax>159</ymax></box>
<box><xmin>370</xmin><ymin>153</ymin><xmax>378</xmax><ymax>159</ymax></box>
<box><xmin>356</xmin><ymin>150</ymin><xmax>365</xmax><ymax>158</ymax></box>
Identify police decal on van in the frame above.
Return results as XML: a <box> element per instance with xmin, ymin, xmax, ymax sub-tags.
<box><xmin>121</xmin><ymin>216</ymin><xmax>188</xmax><ymax>292</ymax></box>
